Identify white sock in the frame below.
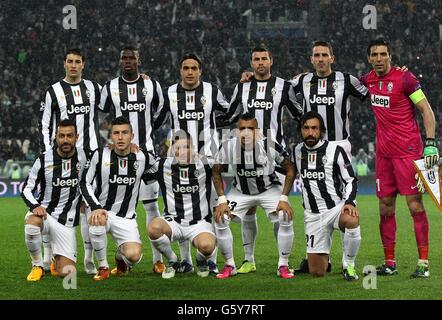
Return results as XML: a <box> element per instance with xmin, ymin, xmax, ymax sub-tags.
<box><xmin>144</xmin><ymin>201</ymin><xmax>163</xmax><ymax>263</ymax></box>
<box><xmin>89</xmin><ymin>226</ymin><xmax>108</xmax><ymax>268</ymax></box>
<box><xmin>341</xmin><ymin>230</ymin><xmax>347</xmax><ymax>269</ymax></box>
<box><xmin>80</xmin><ymin>214</ymin><xmax>94</xmax><ymax>263</ymax></box>
<box><xmin>215</xmin><ymin>221</ymin><xmax>235</xmax><ymax>267</ymax></box>
<box><xmin>178</xmin><ymin>240</ymin><xmax>192</xmax><ymax>264</ymax></box>
<box><xmin>242</xmin><ymin>214</ymin><xmax>257</xmax><ymax>263</ymax></box>
<box><xmin>25</xmin><ymin>224</ymin><xmax>43</xmax><ymax>267</ymax></box>
<box><xmin>344</xmin><ymin>226</ymin><xmax>361</xmax><ymax>267</ymax></box>
<box><xmin>150</xmin><ymin>234</ymin><xmax>178</xmax><ymax>263</ymax></box>
<box><xmin>42</xmin><ymin>233</ymin><xmax>52</xmax><ymax>267</ymax></box>
<box><xmin>277</xmin><ymin>220</ymin><xmax>294</xmax><ymax>267</ymax></box>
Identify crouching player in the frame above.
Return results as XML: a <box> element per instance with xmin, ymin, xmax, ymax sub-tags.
<box><xmin>147</xmin><ymin>130</ymin><xmax>218</xmax><ymax>279</ymax></box>
<box><xmin>212</xmin><ymin>112</ymin><xmax>296</xmax><ymax>279</ymax></box>
<box><xmin>80</xmin><ymin>116</ymin><xmax>156</xmax><ymax>281</ymax></box>
<box><xmin>293</xmin><ymin>111</ymin><xmax>361</xmax><ymax>280</ymax></box>
<box><xmin>22</xmin><ymin>119</ymin><xmax>88</xmax><ymax>281</ymax></box>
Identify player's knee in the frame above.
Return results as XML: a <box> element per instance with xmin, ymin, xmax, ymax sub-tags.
<box><xmin>123</xmin><ymin>246</ymin><xmax>143</xmax><ymax>264</ymax></box>
<box><xmin>147</xmin><ymin>218</ymin><xmax>165</xmax><ymax>240</ymax></box>
<box><xmin>310</xmin><ymin>270</ymin><xmax>326</xmax><ymax>277</ymax></box>
<box><xmin>25</xmin><ymin>223</ymin><xmax>42</xmax><ymax>236</ymax></box>
<box><xmin>341</xmin><ymin>216</ymin><xmax>359</xmax><ymax>230</ymax></box>
<box><xmin>25</xmin><ymin>215</ymin><xmax>43</xmax><ymax>229</ymax></box>
<box><xmin>197</xmin><ymin>239</ymin><xmax>216</xmax><ymax>256</ymax></box>
<box><xmin>379</xmin><ymin>198</ymin><xmax>395</xmax><ymax>215</ymax></box>
<box><xmin>214</xmin><ymin>219</ymin><xmax>230</xmax><ymax>231</ymax></box>
<box><xmin>89</xmin><ymin>225</ymin><xmax>106</xmax><ymax>237</ymax></box>
<box><xmin>407</xmin><ymin>197</ymin><xmax>425</xmax><ymax>214</ymax></box>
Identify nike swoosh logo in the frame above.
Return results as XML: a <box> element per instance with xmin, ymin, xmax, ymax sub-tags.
<box><xmin>243</xmin><ymin>243</ymin><xmax>251</xmax><ymax>247</ymax></box>
<box><xmin>281</xmin><ymin>252</ymin><xmax>290</xmax><ymax>256</ymax></box>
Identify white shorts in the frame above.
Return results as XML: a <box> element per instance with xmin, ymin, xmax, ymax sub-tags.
<box><xmin>25</xmin><ymin>212</ymin><xmax>77</xmax><ymax>262</ymax></box>
<box><xmin>328</xmin><ymin>139</ymin><xmax>352</xmax><ymax>159</ymax></box>
<box><xmin>226</xmin><ymin>186</ymin><xmax>282</xmax><ymax>223</ymax></box>
<box><xmin>105</xmin><ymin>214</ymin><xmax>142</xmax><ymax>247</ymax></box>
<box><xmin>304</xmin><ymin>203</ymin><xmax>343</xmax><ymax>254</ymax></box>
<box><xmin>161</xmin><ymin>216</ymin><xmax>215</xmax><ymax>243</ymax></box>
<box><xmin>138</xmin><ymin>181</ymin><xmax>159</xmax><ymax>201</ymax></box>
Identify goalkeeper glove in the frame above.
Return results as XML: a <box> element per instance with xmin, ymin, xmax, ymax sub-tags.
<box><xmin>423</xmin><ymin>138</ymin><xmax>439</xmax><ymax>169</ymax></box>
<box><xmin>415</xmin><ymin>173</ymin><xmax>426</xmax><ymax>194</ymax></box>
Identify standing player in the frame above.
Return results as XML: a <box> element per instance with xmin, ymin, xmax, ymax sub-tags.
<box><xmin>224</xmin><ymin>46</ymin><xmax>302</xmax><ymax>274</ymax></box>
<box><xmin>100</xmin><ymin>46</ymin><xmax>165</xmax><ymax>274</ymax></box>
<box><xmin>147</xmin><ymin>131</ymin><xmax>218</xmax><ymax>279</ymax></box>
<box><xmin>212</xmin><ymin>113</ymin><xmax>296</xmax><ymax>279</ymax></box>
<box><xmin>22</xmin><ymin>120</ymin><xmax>89</xmax><ymax>281</ymax></box>
<box><xmin>361</xmin><ymin>39</ymin><xmax>438</xmax><ymax>278</ymax></box>
<box><xmin>80</xmin><ymin>117</ymin><xmax>156</xmax><ymax>281</ymax></box>
<box><xmin>39</xmin><ymin>48</ymin><xmax>100</xmax><ymax>275</ymax></box>
<box><xmin>154</xmin><ymin>53</ymin><xmax>229</xmax><ymax>273</ymax></box>
<box><xmin>293</xmin><ymin>111</ymin><xmax>361</xmax><ymax>280</ymax></box>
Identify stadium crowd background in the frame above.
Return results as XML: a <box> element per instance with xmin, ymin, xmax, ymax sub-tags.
<box><xmin>0</xmin><ymin>0</ymin><xmax>440</xmax><ymax>179</ymax></box>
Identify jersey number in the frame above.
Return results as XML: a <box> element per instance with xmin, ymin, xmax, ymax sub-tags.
<box><xmin>227</xmin><ymin>200</ymin><xmax>237</xmax><ymax>211</ymax></box>
<box><xmin>305</xmin><ymin>234</ymin><xmax>315</xmax><ymax>248</ymax></box>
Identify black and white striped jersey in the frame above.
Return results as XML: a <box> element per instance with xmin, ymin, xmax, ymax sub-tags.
<box><xmin>39</xmin><ymin>79</ymin><xmax>102</xmax><ymax>154</ymax></box>
<box><xmin>226</xmin><ymin>76</ymin><xmax>302</xmax><ymax>147</ymax></box>
<box><xmin>291</xmin><ymin>71</ymin><xmax>368</xmax><ymax>141</ymax></box>
<box><xmin>155</xmin><ymin>82</ymin><xmax>230</xmax><ymax>158</ymax></box>
<box><xmin>100</xmin><ymin>75</ymin><xmax>164</xmax><ymax>153</ymax></box>
<box><xmin>80</xmin><ymin>148</ymin><xmax>156</xmax><ymax>219</ymax></box>
<box><xmin>292</xmin><ymin>140</ymin><xmax>357</xmax><ymax>214</ymax></box>
<box><xmin>216</xmin><ymin>137</ymin><xmax>289</xmax><ymax>195</ymax></box>
<box><xmin>144</xmin><ymin>157</ymin><xmax>213</xmax><ymax>226</ymax></box>
<box><xmin>21</xmin><ymin>148</ymin><xmax>89</xmax><ymax>227</ymax></box>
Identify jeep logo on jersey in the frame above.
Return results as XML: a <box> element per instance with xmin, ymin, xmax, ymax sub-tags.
<box><xmin>177</xmin><ymin>110</ymin><xmax>205</xmax><ymax>121</ymax></box>
<box><xmin>237</xmin><ymin>168</ymin><xmax>264</xmax><ymax>177</ymax></box>
<box><xmin>309</xmin><ymin>94</ymin><xmax>335</xmax><ymax>106</ymax></box>
<box><xmin>120</xmin><ymin>101</ymin><xmax>146</xmax><ymax>112</ymax></box>
<box><xmin>300</xmin><ymin>169</ymin><xmax>325</xmax><ymax>180</ymax></box>
<box><xmin>67</xmin><ymin>104</ymin><xmax>91</xmax><ymax>115</ymax></box>
<box><xmin>247</xmin><ymin>99</ymin><xmax>273</xmax><ymax>110</ymax></box>
<box><xmin>53</xmin><ymin>177</ymin><xmax>79</xmax><ymax>187</ymax></box>
<box><xmin>371</xmin><ymin>94</ymin><xmax>390</xmax><ymax>108</ymax></box>
<box><xmin>109</xmin><ymin>175</ymin><xmax>136</xmax><ymax>186</ymax></box>
<box><xmin>172</xmin><ymin>184</ymin><xmax>199</xmax><ymax>193</ymax></box>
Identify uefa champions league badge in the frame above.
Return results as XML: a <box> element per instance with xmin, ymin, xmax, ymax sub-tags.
<box><xmin>142</xmin><ymin>87</ymin><xmax>148</xmax><ymax>97</ymax></box>
<box><xmin>388</xmin><ymin>82</ymin><xmax>393</xmax><ymax>93</ymax></box>
<box><xmin>133</xmin><ymin>160</ymin><xmax>139</xmax><ymax>170</ymax></box>
<box><xmin>271</xmin><ymin>87</ymin><xmax>277</xmax><ymax>96</ymax></box>
<box><xmin>200</xmin><ymin>95</ymin><xmax>206</xmax><ymax>106</ymax></box>
<box><xmin>322</xmin><ymin>155</ymin><xmax>328</xmax><ymax>165</ymax></box>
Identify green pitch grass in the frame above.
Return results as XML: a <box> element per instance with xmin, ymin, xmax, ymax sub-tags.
<box><xmin>2</xmin><ymin>195</ymin><xmax>442</xmax><ymax>300</ymax></box>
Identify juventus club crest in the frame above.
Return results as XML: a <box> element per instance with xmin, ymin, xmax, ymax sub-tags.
<box><xmin>76</xmin><ymin>163</ymin><xmax>82</xmax><ymax>172</ymax></box>
<box><xmin>200</xmin><ymin>95</ymin><xmax>206</xmax><ymax>106</ymax></box>
<box><xmin>332</xmin><ymin>81</ymin><xmax>338</xmax><ymax>91</ymax></box>
<box><xmin>193</xmin><ymin>169</ymin><xmax>199</xmax><ymax>178</ymax></box>
<box><xmin>322</xmin><ymin>155</ymin><xmax>328</xmax><ymax>165</ymax></box>
<box><xmin>413</xmin><ymin>159</ymin><xmax>442</xmax><ymax>211</ymax></box>
<box><xmin>85</xmin><ymin>89</ymin><xmax>91</xmax><ymax>99</ymax></box>
<box><xmin>387</xmin><ymin>82</ymin><xmax>393</xmax><ymax>93</ymax></box>
<box><xmin>133</xmin><ymin>160</ymin><xmax>139</xmax><ymax>170</ymax></box>
<box><xmin>142</xmin><ymin>87</ymin><xmax>148</xmax><ymax>97</ymax></box>
<box><xmin>271</xmin><ymin>87</ymin><xmax>277</xmax><ymax>96</ymax></box>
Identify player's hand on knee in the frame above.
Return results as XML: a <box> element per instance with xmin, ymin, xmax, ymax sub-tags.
<box><xmin>240</xmin><ymin>71</ymin><xmax>254</xmax><ymax>83</ymax></box>
<box><xmin>215</xmin><ymin>203</ymin><xmax>230</xmax><ymax>223</ymax></box>
<box><xmin>341</xmin><ymin>204</ymin><xmax>358</xmax><ymax>217</ymax></box>
<box><xmin>89</xmin><ymin>209</ymin><xmax>108</xmax><ymax>226</ymax></box>
<box><xmin>276</xmin><ymin>201</ymin><xmax>293</xmax><ymax>221</ymax></box>
<box><xmin>32</xmin><ymin>206</ymin><xmax>47</xmax><ymax>219</ymax></box>
<box><xmin>423</xmin><ymin>138</ymin><xmax>439</xmax><ymax>169</ymax></box>
<box><xmin>415</xmin><ymin>173</ymin><xmax>426</xmax><ymax>193</ymax></box>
